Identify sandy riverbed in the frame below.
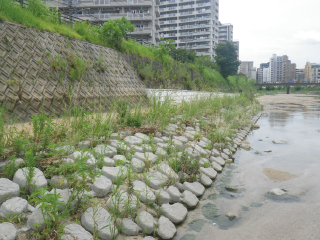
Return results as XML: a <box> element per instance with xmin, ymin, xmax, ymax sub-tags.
<box><xmin>177</xmin><ymin>93</ymin><xmax>320</xmax><ymax>240</ymax></box>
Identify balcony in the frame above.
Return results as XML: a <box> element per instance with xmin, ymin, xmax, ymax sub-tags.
<box><xmin>131</xmin><ymin>27</ymin><xmax>152</xmax><ymax>34</ymax></box>
<box><xmin>197</xmin><ymin>2</ymin><xmax>210</xmax><ymax>7</ymax></box>
<box><xmin>127</xmin><ymin>0</ymin><xmax>144</xmax><ymax>3</ymax></box>
<box><xmin>160</xmin><ymin>0</ymin><xmax>176</xmax><ymax>5</ymax></box>
<box><xmin>180</xmin><ymin>11</ymin><xmax>194</xmax><ymax>15</ymax></box>
<box><xmin>93</xmin><ymin>0</ymin><xmax>110</xmax><ymax>5</ymax></box>
<box><xmin>196</xmin><ymin>52</ymin><xmax>212</xmax><ymax>56</ymax></box>
<box><xmin>197</xmin><ymin>9</ymin><xmax>210</xmax><ymax>14</ymax></box>
<box><xmin>179</xmin><ymin>4</ymin><xmax>194</xmax><ymax>9</ymax></box>
<box><xmin>127</xmin><ymin>12</ymin><xmax>152</xmax><ymax>19</ymax></box>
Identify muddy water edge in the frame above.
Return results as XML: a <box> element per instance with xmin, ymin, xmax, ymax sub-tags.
<box><xmin>174</xmin><ymin>94</ymin><xmax>320</xmax><ymax>240</ymax></box>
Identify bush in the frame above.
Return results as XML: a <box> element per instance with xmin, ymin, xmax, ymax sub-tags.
<box><xmin>100</xmin><ymin>17</ymin><xmax>134</xmax><ymax>50</ymax></box>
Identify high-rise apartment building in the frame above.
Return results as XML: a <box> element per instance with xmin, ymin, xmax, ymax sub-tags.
<box><xmin>158</xmin><ymin>0</ymin><xmax>220</xmax><ymax>57</ymax></box>
<box><xmin>268</xmin><ymin>54</ymin><xmax>296</xmax><ymax>82</ymax></box>
<box><xmin>218</xmin><ymin>23</ymin><xmax>233</xmax><ymax>43</ymax></box>
<box><xmin>296</xmin><ymin>69</ymin><xmax>305</xmax><ymax>82</ymax></box>
<box><xmin>256</xmin><ymin>63</ymin><xmax>269</xmax><ymax>83</ymax></box>
<box><xmin>57</xmin><ymin>0</ymin><xmax>159</xmax><ymax>44</ymax></box>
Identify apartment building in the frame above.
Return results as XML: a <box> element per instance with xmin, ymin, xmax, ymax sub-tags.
<box><xmin>240</xmin><ymin>61</ymin><xmax>256</xmax><ymax>80</ymax></box>
<box><xmin>268</xmin><ymin>54</ymin><xmax>296</xmax><ymax>82</ymax></box>
<box><xmin>57</xmin><ymin>0</ymin><xmax>159</xmax><ymax>44</ymax></box>
<box><xmin>295</xmin><ymin>69</ymin><xmax>305</xmax><ymax>82</ymax></box>
<box><xmin>158</xmin><ymin>0</ymin><xmax>220</xmax><ymax>57</ymax></box>
<box><xmin>305</xmin><ymin>63</ymin><xmax>320</xmax><ymax>82</ymax></box>
<box><xmin>256</xmin><ymin>62</ymin><xmax>269</xmax><ymax>83</ymax></box>
<box><xmin>218</xmin><ymin>23</ymin><xmax>233</xmax><ymax>43</ymax></box>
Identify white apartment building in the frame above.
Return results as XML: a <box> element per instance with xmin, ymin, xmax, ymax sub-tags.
<box><xmin>56</xmin><ymin>0</ymin><xmax>159</xmax><ymax>44</ymax></box>
<box><xmin>218</xmin><ymin>23</ymin><xmax>233</xmax><ymax>43</ymax></box>
<box><xmin>158</xmin><ymin>0</ymin><xmax>220</xmax><ymax>57</ymax></box>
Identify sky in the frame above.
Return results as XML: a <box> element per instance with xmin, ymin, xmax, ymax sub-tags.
<box><xmin>219</xmin><ymin>0</ymin><xmax>320</xmax><ymax>68</ymax></box>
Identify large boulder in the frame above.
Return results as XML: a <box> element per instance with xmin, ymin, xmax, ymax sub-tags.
<box><xmin>81</xmin><ymin>207</ymin><xmax>118</xmax><ymax>240</ymax></box>
<box><xmin>0</xmin><ymin>197</ymin><xmax>28</xmax><ymax>217</ymax></box>
<box><xmin>62</xmin><ymin>224</ymin><xmax>93</xmax><ymax>240</ymax></box>
<box><xmin>135</xmin><ymin>211</ymin><xmax>157</xmax><ymax>235</ymax></box>
<box><xmin>157</xmin><ymin>216</ymin><xmax>177</xmax><ymax>239</ymax></box>
<box><xmin>0</xmin><ymin>222</ymin><xmax>17</xmax><ymax>240</ymax></box>
<box><xmin>161</xmin><ymin>203</ymin><xmax>188</xmax><ymax>224</ymax></box>
<box><xmin>0</xmin><ymin>178</ymin><xmax>20</xmax><ymax>204</ymax></box>
<box><xmin>13</xmin><ymin>167</ymin><xmax>47</xmax><ymax>191</ymax></box>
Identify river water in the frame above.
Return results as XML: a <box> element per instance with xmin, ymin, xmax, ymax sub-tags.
<box><xmin>174</xmin><ymin>94</ymin><xmax>320</xmax><ymax>240</ymax></box>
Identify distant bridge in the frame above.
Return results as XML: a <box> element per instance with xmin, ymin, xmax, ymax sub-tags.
<box><xmin>255</xmin><ymin>82</ymin><xmax>320</xmax><ymax>94</ymax></box>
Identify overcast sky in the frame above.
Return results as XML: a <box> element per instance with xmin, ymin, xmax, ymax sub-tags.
<box><xmin>219</xmin><ymin>0</ymin><xmax>320</xmax><ymax>68</ymax></box>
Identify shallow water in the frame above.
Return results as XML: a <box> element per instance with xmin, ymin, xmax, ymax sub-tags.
<box><xmin>174</xmin><ymin>95</ymin><xmax>320</xmax><ymax>240</ymax></box>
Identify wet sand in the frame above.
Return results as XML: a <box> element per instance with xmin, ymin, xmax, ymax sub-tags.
<box><xmin>175</xmin><ymin>93</ymin><xmax>320</xmax><ymax>240</ymax></box>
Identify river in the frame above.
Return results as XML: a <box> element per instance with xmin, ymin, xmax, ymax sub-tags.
<box><xmin>174</xmin><ymin>94</ymin><xmax>320</xmax><ymax>240</ymax></box>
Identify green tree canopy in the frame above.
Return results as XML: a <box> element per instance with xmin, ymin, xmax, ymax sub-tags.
<box><xmin>214</xmin><ymin>41</ymin><xmax>240</xmax><ymax>78</ymax></box>
<box><xmin>170</xmin><ymin>48</ymin><xmax>196</xmax><ymax>63</ymax></box>
<box><xmin>100</xmin><ymin>17</ymin><xmax>135</xmax><ymax>50</ymax></box>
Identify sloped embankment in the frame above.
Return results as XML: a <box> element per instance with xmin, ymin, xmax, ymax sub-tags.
<box><xmin>0</xmin><ymin>21</ymin><xmax>146</xmax><ymax>122</ymax></box>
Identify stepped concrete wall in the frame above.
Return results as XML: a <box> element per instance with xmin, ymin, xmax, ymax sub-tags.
<box><xmin>0</xmin><ymin>21</ymin><xmax>146</xmax><ymax>122</ymax></box>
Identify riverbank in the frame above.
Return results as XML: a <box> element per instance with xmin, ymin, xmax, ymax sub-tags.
<box><xmin>0</xmin><ymin>94</ymin><xmax>262</xmax><ymax>240</ymax></box>
<box><xmin>174</xmin><ymin>93</ymin><xmax>320</xmax><ymax>240</ymax></box>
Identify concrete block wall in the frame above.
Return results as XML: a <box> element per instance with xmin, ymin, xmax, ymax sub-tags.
<box><xmin>0</xmin><ymin>21</ymin><xmax>146</xmax><ymax>122</ymax></box>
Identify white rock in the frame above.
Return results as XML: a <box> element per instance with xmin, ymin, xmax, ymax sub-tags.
<box><xmin>268</xmin><ymin>188</ymin><xmax>286</xmax><ymax>196</ymax></box>
<box><xmin>107</xmin><ymin>191</ymin><xmax>138</xmax><ymax>213</ymax></box>
<box><xmin>0</xmin><ymin>197</ymin><xmax>28</xmax><ymax>217</ymax></box>
<box><xmin>47</xmin><ymin>189</ymin><xmax>70</xmax><ymax>211</ymax></box>
<box><xmin>133</xmin><ymin>152</ymin><xmax>158</xmax><ymax>164</ymax></box>
<box><xmin>166</xmin><ymin>186</ymin><xmax>181</xmax><ymax>203</ymax></box>
<box><xmin>62</xmin><ymin>223</ymin><xmax>93</xmax><ymax>240</ymax></box>
<box><xmin>132</xmin><ymin>145</ymin><xmax>144</xmax><ymax>153</ymax></box>
<box><xmin>197</xmin><ymin>140</ymin><xmax>209</xmax><ymax>149</ymax></box>
<box><xmin>0</xmin><ymin>222</ymin><xmax>17</xmax><ymax>240</ymax></box>
<box><xmin>131</xmin><ymin>158</ymin><xmax>145</xmax><ymax>173</ymax></box>
<box><xmin>146</xmin><ymin>171</ymin><xmax>168</xmax><ymax>190</ymax></box>
<box><xmin>157</xmin><ymin>163</ymin><xmax>179</xmax><ymax>182</ymax></box>
<box><xmin>102</xmin><ymin>166</ymin><xmax>127</xmax><ymax>182</ymax></box>
<box><xmin>173</xmin><ymin>136</ymin><xmax>188</xmax><ymax>144</ymax></box>
<box><xmin>132</xmin><ymin>180</ymin><xmax>156</xmax><ymax>203</ymax></box>
<box><xmin>120</xmin><ymin>218</ymin><xmax>140</xmax><ymax>236</ymax></box>
<box><xmin>135</xmin><ymin>133</ymin><xmax>150</xmax><ymax>143</ymax></box>
<box><xmin>51</xmin><ymin>175</ymin><xmax>69</xmax><ymax>189</ymax></box>
<box><xmin>94</xmin><ymin>145</ymin><xmax>117</xmax><ymax>157</ymax></box>
<box><xmin>92</xmin><ymin>176</ymin><xmax>112</xmax><ymax>197</ymax></box>
<box><xmin>158</xmin><ymin>216</ymin><xmax>177</xmax><ymax>239</ymax></box>
<box><xmin>200</xmin><ymin>174</ymin><xmax>212</xmax><ymax>188</ymax></box>
<box><xmin>13</xmin><ymin>167</ymin><xmax>47</xmax><ymax>191</ymax></box>
<box><xmin>135</xmin><ymin>211</ymin><xmax>156</xmax><ymax>235</ymax></box>
<box><xmin>182</xmin><ymin>190</ymin><xmax>199</xmax><ymax>209</ymax></box>
<box><xmin>81</xmin><ymin>207</ymin><xmax>118</xmax><ymax>240</ymax></box>
<box><xmin>210</xmin><ymin>156</ymin><xmax>225</xmax><ymax>166</ymax></box>
<box><xmin>0</xmin><ymin>178</ymin><xmax>20</xmax><ymax>204</ymax></box>
<box><xmin>113</xmin><ymin>155</ymin><xmax>126</xmax><ymax>164</ymax></box>
<box><xmin>220</xmin><ymin>152</ymin><xmax>229</xmax><ymax>160</ymax></box>
<box><xmin>103</xmin><ymin>157</ymin><xmax>115</xmax><ymax>167</ymax></box>
<box><xmin>182</xmin><ymin>182</ymin><xmax>205</xmax><ymax>197</ymax></box>
<box><xmin>211</xmin><ymin>148</ymin><xmax>220</xmax><ymax>157</ymax></box>
<box><xmin>211</xmin><ymin>161</ymin><xmax>223</xmax><ymax>172</ymax></box>
<box><xmin>155</xmin><ymin>190</ymin><xmax>171</xmax><ymax>205</ymax></box>
<box><xmin>124</xmin><ymin>136</ymin><xmax>143</xmax><ymax>146</ymax></box>
<box><xmin>200</xmin><ymin>167</ymin><xmax>217</xmax><ymax>179</ymax></box>
<box><xmin>27</xmin><ymin>207</ymin><xmax>45</xmax><ymax>230</ymax></box>
<box><xmin>161</xmin><ymin>203</ymin><xmax>187</xmax><ymax>224</ymax></box>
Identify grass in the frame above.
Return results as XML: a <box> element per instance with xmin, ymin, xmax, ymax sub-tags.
<box><xmin>0</xmin><ymin>92</ymin><xmax>262</xmax><ymax>239</ymax></box>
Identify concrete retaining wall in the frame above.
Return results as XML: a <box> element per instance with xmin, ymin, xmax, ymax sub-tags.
<box><xmin>0</xmin><ymin>21</ymin><xmax>146</xmax><ymax>122</ymax></box>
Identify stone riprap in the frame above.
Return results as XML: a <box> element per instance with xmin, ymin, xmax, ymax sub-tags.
<box><xmin>0</xmin><ymin>110</ymin><xmax>261</xmax><ymax>239</ymax></box>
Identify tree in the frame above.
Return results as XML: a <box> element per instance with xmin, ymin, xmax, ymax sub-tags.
<box><xmin>195</xmin><ymin>55</ymin><xmax>219</xmax><ymax>72</ymax></box>
<box><xmin>170</xmin><ymin>48</ymin><xmax>196</xmax><ymax>63</ymax></box>
<box><xmin>100</xmin><ymin>17</ymin><xmax>135</xmax><ymax>50</ymax></box>
<box><xmin>214</xmin><ymin>41</ymin><xmax>240</xmax><ymax>78</ymax></box>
